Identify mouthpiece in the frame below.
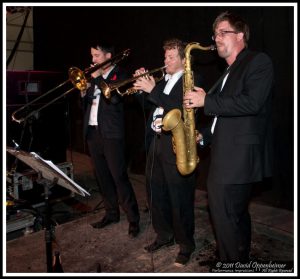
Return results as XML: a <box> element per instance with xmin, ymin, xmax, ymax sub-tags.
<box><xmin>211</xmin><ymin>45</ymin><xmax>217</xmax><ymax>50</ymax></box>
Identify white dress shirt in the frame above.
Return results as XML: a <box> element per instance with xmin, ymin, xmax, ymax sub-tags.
<box><xmin>163</xmin><ymin>70</ymin><xmax>183</xmax><ymax>95</ymax></box>
<box><xmin>88</xmin><ymin>66</ymin><xmax>114</xmax><ymax>126</ymax></box>
<box><xmin>210</xmin><ymin>71</ymin><xmax>229</xmax><ymax>134</ymax></box>
<box><xmin>151</xmin><ymin>70</ymin><xmax>184</xmax><ymax>133</ymax></box>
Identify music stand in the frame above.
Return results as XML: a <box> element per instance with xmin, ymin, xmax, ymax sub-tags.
<box><xmin>6</xmin><ymin>146</ymin><xmax>90</xmax><ymax>272</ymax></box>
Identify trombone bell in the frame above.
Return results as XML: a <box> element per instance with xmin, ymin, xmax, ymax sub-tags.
<box><xmin>10</xmin><ymin>49</ymin><xmax>130</xmax><ymax>123</ymax></box>
<box><xmin>68</xmin><ymin>67</ymin><xmax>87</xmax><ymax>91</ymax></box>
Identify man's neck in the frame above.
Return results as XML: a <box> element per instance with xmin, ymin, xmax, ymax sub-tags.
<box><xmin>226</xmin><ymin>45</ymin><xmax>245</xmax><ymax>66</ymax></box>
<box><xmin>168</xmin><ymin>68</ymin><xmax>184</xmax><ymax>76</ymax></box>
<box><xmin>102</xmin><ymin>65</ymin><xmax>115</xmax><ymax>80</ymax></box>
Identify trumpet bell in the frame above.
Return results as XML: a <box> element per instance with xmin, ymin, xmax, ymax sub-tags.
<box><xmin>99</xmin><ymin>80</ymin><xmax>111</xmax><ymax>99</ymax></box>
<box><xmin>68</xmin><ymin>67</ymin><xmax>87</xmax><ymax>91</ymax></box>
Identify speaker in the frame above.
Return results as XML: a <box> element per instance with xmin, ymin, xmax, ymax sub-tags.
<box><xmin>6</xmin><ymin>71</ymin><xmax>68</xmax><ymax>171</ymax></box>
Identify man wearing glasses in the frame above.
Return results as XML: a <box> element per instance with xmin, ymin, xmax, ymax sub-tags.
<box><xmin>184</xmin><ymin>11</ymin><xmax>274</xmax><ymax>263</ymax></box>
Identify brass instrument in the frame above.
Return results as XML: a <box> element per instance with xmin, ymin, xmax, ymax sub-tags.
<box><xmin>11</xmin><ymin>49</ymin><xmax>130</xmax><ymax>123</ymax></box>
<box><xmin>100</xmin><ymin>65</ymin><xmax>167</xmax><ymax>99</ymax></box>
<box><xmin>162</xmin><ymin>42</ymin><xmax>215</xmax><ymax>175</ymax></box>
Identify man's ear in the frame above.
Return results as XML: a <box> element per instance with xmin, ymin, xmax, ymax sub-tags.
<box><xmin>237</xmin><ymin>32</ymin><xmax>244</xmax><ymax>43</ymax></box>
<box><xmin>106</xmin><ymin>52</ymin><xmax>112</xmax><ymax>59</ymax></box>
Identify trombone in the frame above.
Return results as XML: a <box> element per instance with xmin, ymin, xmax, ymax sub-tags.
<box><xmin>100</xmin><ymin>65</ymin><xmax>167</xmax><ymax>99</ymax></box>
<box><xmin>11</xmin><ymin>49</ymin><xmax>130</xmax><ymax>124</ymax></box>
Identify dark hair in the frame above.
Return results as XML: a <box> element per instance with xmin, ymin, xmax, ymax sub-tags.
<box><xmin>90</xmin><ymin>41</ymin><xmax>115</xmax><ymax>56</ymax></box>
<box><xmin>163</xmin><ymin>38</ymin><xmax>186</xmax><ymax>59</ymax></box>
<box><xmin>213</xmin><ymin>11</ymin><xmax>250</xmax><ymax>47</ymax></box>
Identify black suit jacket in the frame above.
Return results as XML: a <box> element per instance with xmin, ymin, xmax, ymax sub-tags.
<box><xmin>148</xmin><ymin>73</ymin><xmax>204</xmax><ymax>164</ymax></box>
<box><xmin>82</xmin><ymin>65</ymin><xmax>129</xmax><ymax>139</ymax></box>
<box><xmin>205</xmin><ymin>49</ymin><xmax>274</xmax><ymax>184</ymax></box>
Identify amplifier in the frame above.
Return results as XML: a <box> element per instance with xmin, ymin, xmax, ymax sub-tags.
<box><xmin>6</xmin><ymin>162</ymin><xmax>74</xmax><ymax>236</ymax></box>
<box><xmin>6</xmin><ymin>211</ymin><xmax>36</xmax><ymax>234</ymax></box>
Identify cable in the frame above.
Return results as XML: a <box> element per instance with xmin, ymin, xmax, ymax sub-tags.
<box><xmin>148</xmin><ymin>136</ymin><xmax>157</xmax><ymax>272</ymax></box>
<box><xmin>137</xmin><ymin>92</ymin><xmax>157</xmax><ymax>272</ymax></box>
<box><xmin>6</xmin><ymin>8</ymin><xmax>31</xmax><ymax>67</ymax></box>
<box><xmin>143</xmin><ymin>126</ymin><xmax>157</xmax><ymax>272</ymax></box>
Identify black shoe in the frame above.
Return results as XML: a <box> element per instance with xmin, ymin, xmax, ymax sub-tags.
<box><xmin>174</xmin><ymin>251</ymin><xmax>193</xmax><ymax>267</ymax></box>
<box><xmin>128</xmin><ymin>222</ymin><xmax>140</xmax><ymax>238</ymax></box>
<box><xmin>91</xmin><ymin>216</ymin><xmax>119</xmax><ymax>229</ymax></box>
<box><xmin>144</xmin><ymin>239</ymin><xmax>174</xmax><ymax>253</ymax></box>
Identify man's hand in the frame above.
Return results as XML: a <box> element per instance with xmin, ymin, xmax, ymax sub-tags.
<box><xmin>183</xmin><ymin>86</ymin><xmax>206</xmax><ymax>108</ymax></box>
<box><xmin>133</xmin><ymin>68</ymin><xmax>156</xmax><ymax>93</ymax></box>
<box><xmin>90</xmin><ymin>64</ymin><xmax>103</xmax><ymax>78</ymax></box>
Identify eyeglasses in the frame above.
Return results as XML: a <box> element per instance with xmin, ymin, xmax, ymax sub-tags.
<box><xmin>212</xmin><ymin>30</ymin><xmax>238</xmax><ymax>41</ymax></box>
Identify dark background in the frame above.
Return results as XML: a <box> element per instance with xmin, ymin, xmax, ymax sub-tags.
<box><xmin>6</xmin><ymin>5</ymin><xmax>294</xmax><ymax>210</ymax></box>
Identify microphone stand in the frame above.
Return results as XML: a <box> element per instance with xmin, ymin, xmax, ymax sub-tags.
<box><xmin>6</xmin><ymin>146</ymin><xmax>90</xmax><ymax>272</ymax></box>
<box><xmin>37</xmin><ymin>174</ymin><xmax>58</xmax><ymax>272</ymax></box>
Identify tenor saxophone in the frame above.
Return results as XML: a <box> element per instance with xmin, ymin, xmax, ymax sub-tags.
<box><xmin>162</xmin><ymin>42</ymin><xmax>215</xmax><ymax>175</ymax></box>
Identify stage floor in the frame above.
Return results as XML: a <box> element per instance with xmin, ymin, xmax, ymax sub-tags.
<box><xmin>5</xmin><ymin>150</ymin><xmax>294</xmax><ymax>274</ymax></box>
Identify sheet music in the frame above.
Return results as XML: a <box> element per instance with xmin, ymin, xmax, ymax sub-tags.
<box><xmin>31</xmin><ymin>152</ymin><xmax>90</xmax><ymax>197</ymax></box>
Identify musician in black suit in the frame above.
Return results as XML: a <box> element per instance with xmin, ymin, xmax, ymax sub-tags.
<box><xmin>184</xmin><ymin>11</ymin><xmax>274</xmax><ymax>262</ymax></box>
<box><xmin>133</xmin><ymin>38</ymin><xmax>204</xmax><ymax>267</ymax></box>
<box><xmin>81</xmin><ymin>41</ymin><xmax>140</xmax><ymax>238</ymax></box>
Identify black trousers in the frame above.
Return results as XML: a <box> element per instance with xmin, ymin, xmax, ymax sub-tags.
<box><xmin>207</xmin><ymin>180</ymin><xmax>253</xmax><ymax>262</ymax></box>
<box><xmin>86</xmin><ymin>127</ymin><xmax>140</xmax><ymax>223</ymax></box>
<box><xmin>146</xmin><ymin>137</ymin><xmax>196</xmax><ymax>254</ymax></box>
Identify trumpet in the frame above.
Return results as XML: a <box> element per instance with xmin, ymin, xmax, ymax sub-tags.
<box><xmin>11</xmin><ymin>49</ymin><xmax>130</xmax><ymax>123</ymax></box>
<box><xmin>100</xmin><ymin>65</ymin><xmax>167</xmax><ymax>99</ymax></box>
